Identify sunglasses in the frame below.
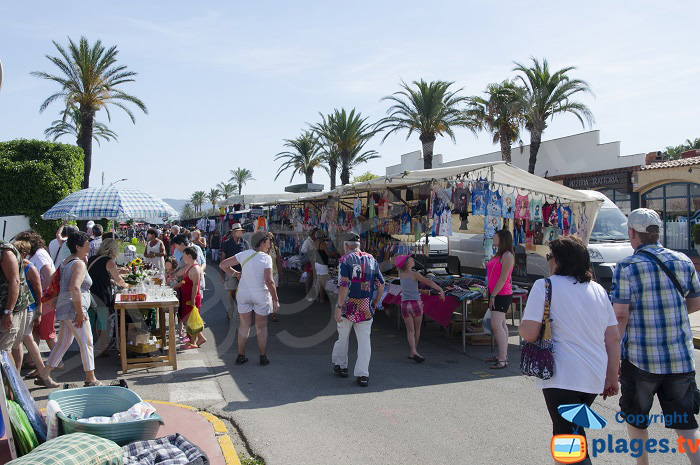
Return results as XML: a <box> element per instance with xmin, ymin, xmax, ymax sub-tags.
<box><xmin>546</xmin><ymin>253</ymin><xmax>554</xmax><ymax>261</ymax></box>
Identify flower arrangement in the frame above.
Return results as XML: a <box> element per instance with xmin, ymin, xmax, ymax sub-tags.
<box><xmin>124</xmin><ymin>258</ymin><xmax>147</xmax><ymax>285</ymax></box>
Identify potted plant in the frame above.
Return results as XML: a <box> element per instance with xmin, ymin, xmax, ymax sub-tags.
<box><xmin>692</xmin><ymin>223</ymin><xmax>700</xmax><ymax>254</ymax></box>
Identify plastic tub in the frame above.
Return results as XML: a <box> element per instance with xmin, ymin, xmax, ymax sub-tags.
<box><xmin>48</xmin><ymin>386</ymin><xmax>163</xmax><ymax>446</ymax></box>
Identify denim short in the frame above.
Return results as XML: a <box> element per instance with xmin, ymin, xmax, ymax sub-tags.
<box><xmin>619</xmin><ymin>359</ymin><xmax>699</xmax><ymax>429</ymax></box>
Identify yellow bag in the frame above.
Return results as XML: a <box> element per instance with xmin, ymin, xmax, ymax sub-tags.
<box><xmin>186</xmin><ymin>306</ymin><xmax>204</xmax><ymax>335</ymax></box>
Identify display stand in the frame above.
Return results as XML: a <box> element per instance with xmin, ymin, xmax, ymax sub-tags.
<box><xmin>0</xmin><ymin>369</ymin><xmax>17</xmax><ymax>461</ymax></box>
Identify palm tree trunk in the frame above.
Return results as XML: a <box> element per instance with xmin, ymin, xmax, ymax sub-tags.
<box><xmin>305</xmin><ymin>169</ymin><xmax>313</xmax><ymax>184</ymax></box>
<box><xmin>78</xmin><ymin>108</ymin><xmax>95</xmax><ymax>188</ymax></box>
<box><xmin>528</xmin><ymin>129</ymin><xmax>542</xmax><ymax>174</ymax></box>
<box><xmin>419</xmin><ymin>133</ymin><xmax>436</xmax><ymax>169</ymax></box>
<box><xmin>340</xmin><ymin>150</ymin><xmax>350</xmax><ymax>186</ymax></box>
<box><xmin>329</xmin><ymin>161</ymin><xmax>337</xmax><ymax>190</ymax></box>
<box><xmin>499</xmin><ymin>122</ymin><xmax>512</xmax><ymax>163</ymax></box>
<box><xmin>238</xmin><ymin>183</ymin><xmax>242</xmax><ymax>195</ymax></box>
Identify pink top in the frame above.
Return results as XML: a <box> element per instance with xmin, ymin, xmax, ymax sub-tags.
<box><xmin>486</xmin><ymin>254</ymin><xmax>513</xmax><ymax>296</ymax></box>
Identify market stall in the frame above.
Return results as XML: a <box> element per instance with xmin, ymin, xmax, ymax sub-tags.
<box><xmin>249</xmin><ymin>161</ymin><xmax>603</xmax><ymax>348</ymax></box>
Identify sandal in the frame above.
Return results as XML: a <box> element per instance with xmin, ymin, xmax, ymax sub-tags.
<box><xmin>408</xmin><ymin>354</ymin><xmax>426</xmax><ymax>363</ymax></box>
<box><xmin>259</xmin><ymin>355</ymin><xmax>270</xmax><ymax>366</ymax></box>
<box><xmin>490</xmin><ymin>360</ymin><xmax>509</xmax><ymax>369</ymax></box>
<box><xmin>25</xmin><ymin>370</ymin><xmax>41</xmax><ymax>380</ymax></box>
<box><xmin>235</xmin><ymin>354</ymin><xmax>248</xmax><ymax>365</ymax></box>
<box><xmin>34</xmin><ymin>376</ymin><xmax>60</xmax><ymax>388</ymax></box>
<box><xmin>196</xmin><ymin>336</ymin><xmax>207</xmax><ymax>348</ymax></box>
<box><xmin>180</xmin><ymin>343</ymin><xmax>198</xmax><ymax>350</ymax></box>
<box><xmin>271</xmin><ymin>314</ymin><xmax>279</xmax><ymax>322</ymax></box>
<box><xmin>484</xmin><ymin>356</ymin><xmax>499</xmax><ymax>363</ymax></box>
<box><xmin>84</xmin><ymin>380</ymin><xmax>103</xmax><ymax>387</ymax></box>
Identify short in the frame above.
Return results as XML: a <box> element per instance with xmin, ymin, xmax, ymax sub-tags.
<box><xmin>23</xmin><ymin>310</ymin><xmax>35</xmax><ymax>338</ymax></box>
<box><xmin>619</xmin><ymin>359</ymin><xmax>699</xmax><ymax>430</ymax></box>
<box><xmin>491</xmin><ymin>294</ymin><xmax>513</xmax><ymax>313</ymax></box>
<box><xmin>401</xmin><ymin>300</ymin><xmax>424</xmax><ymax>319</ymax></box>
<box><xmin>0</xmin><ymin>309</ymin><xmax>24</xmax><ymax>352</ymax></box>
<box><xmin>237</xmin><ymin>290</ymin><xmax>272</xmax><ymax>316</ymax></box>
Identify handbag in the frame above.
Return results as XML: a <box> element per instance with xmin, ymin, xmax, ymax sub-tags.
<box><xmin>41</xmin><ymin>268</ymin><xmax>61</xmax><ymax>305</ymax></box>
<box><xmin>520</xmin><ymin>278</ymin><xmax>554</xmax><ymax>380</ymax></box>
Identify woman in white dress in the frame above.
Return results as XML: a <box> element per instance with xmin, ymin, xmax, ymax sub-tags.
<box><xmin>144</xmin><ymin>228</ymin><xmax>166</xmax><ymax>274</ymax></box>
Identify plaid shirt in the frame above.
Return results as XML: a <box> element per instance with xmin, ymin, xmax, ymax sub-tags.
<box><xmin>123</xmin><ymin>433</ymin><xmax>208</xmax><ymax>464</ymax></box>
<box><xmin>10</xmin><ymin>432</ymin><xmax>122</xmax><ymax>464</ymax></box>
<box><xmin>611</xmin><ymin>243</ymin><xmax>700</xmax><ymax>374</ymax></box>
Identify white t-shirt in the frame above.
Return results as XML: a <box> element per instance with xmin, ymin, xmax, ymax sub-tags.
<box><xmin>522</xmin><ymin>275</ymin><xmax>617</xmax><ymax>394</ymax></box>
<box><xmin>55</xmin><ymin>243</ymin><xmax>71</xmax><ymax>267</ymax></box>
<box><xmin>235</xmin><ymin>250</ymin><xmax>272</xmax><ymax>296</ymax></box>
<box><xmin>30</xmin><ymin>248</ymin><xmax>55</xmax><ymax>277</ymax></box>
<box><xmin>48</xmin><ymin>239</ymin><xmax>60</xmax><ymax>262</ymax></box>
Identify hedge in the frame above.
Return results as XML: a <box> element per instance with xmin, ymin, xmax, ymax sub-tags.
<box><xmin>0</xmin><ymin>139</ymin><xmax>84</xmax><ymax>242</ymax></box>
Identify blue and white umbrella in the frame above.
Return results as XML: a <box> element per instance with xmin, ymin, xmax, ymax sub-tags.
<box><xmin>558</xmin><ymin>403</ymin><xmax>607</xmax><ymax>431</ymax></box>
<box><xmin>41</xmin><ymin>185</ymin><xmax>179</xmax><ymax>221</ymax></box>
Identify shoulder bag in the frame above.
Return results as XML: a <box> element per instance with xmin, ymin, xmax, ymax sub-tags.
<box><xmin>520</xmin><ymin>278</ymin><xmax>555</xmax><ymax>380</ymax></box>
<box><xmin>636</xmin><ymin>250</ymin><xmax>686</xmax><ymax>297</ymax></box>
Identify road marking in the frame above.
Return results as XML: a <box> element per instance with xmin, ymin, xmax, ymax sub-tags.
<box><xmin>472</xmin><ymin>372</ymin><xmax>496</xmax><ymax>379</ymax></box>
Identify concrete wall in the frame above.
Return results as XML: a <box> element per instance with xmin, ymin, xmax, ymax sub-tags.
<box><xmin>635</xmin><ymin>166</ymin><xmax>700</xmax><ymax>194</ymax></box>
<box><xmin>385</xmin><ymin>130</ymin><xmax>646</xmax><ymax>177</ymax></box>
<box><xmin>0</xmin><ymin>215</ymin><xmax>31</xmax><ymax>241</ymax></box>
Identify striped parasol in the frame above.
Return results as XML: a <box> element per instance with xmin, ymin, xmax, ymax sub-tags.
<box><xmin>41</xmin><ymin>185</ymin><xmax>179</xmax><ymax>221</ymax></box>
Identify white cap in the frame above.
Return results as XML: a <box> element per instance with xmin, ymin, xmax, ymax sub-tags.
<box><xmin>627</xmin><ymin>208</ymin><xmax>662</xmax><ymax>233</ymax></box>
<box><xmin>86</xmin><ymin>220</ymin><xmax>95</xmax><ymax>229</ymax></box>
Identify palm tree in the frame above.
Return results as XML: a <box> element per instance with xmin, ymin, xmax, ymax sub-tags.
<box><xmin>44</xmin><ymin>105</ymin><xmax>118</xmax><ymax>146</ymax></box>
<box><xmin>346</xmin><ymin>139</ymin><xmax>380</xmax><ymax>179</ymax></box>
<box><xmin>312</xmin><ymin>108</ymin><xmax>380</xmax><ymax>186</ymax></box>
<box><xmin>208</xmin><ymin>188</ymin><xmax>220</xmax><ymax>214</ymax></box>
<box><xmin>685</xmin><ymin>138</ymin><xmax>700</xmax><ymax>150</ymax></box>
<box><xmin>229</xmin><ymin>168</ymin><xmax>255</xmax><ymax>195</ymax></box>
<box><xmin>512</xmin><ymin>57</ymin><xmax>595</xmax><ymax>174</ymax></box>
<box><xmin>313</xmin><ymin>120</ymin><xmax>340</xmax><ymax>189</ymax></box>
<box><xmin>181</xmin><ymin>203</ymin><xmax>195</xmax><ymax>220</ymax></box>
<box><xmin>465</xmin><ymin>81</ymin><xmax>523</xmax><ymax>163</ymax></box>
<box><xmin>378</xmin><ymin>79</ymin><xmax>476</xmax><ymax>169</ymax></box>
<box><xmin>32</xmin><ymin>36</ymin><xmax>147</xmax><ymax>188</ymax></box>
<box><xmin>275</xmin><ymin>131</ymin><xmax>324</xmax><ymax>184</ymax></box>
<box><xmin>217</xmin><ymin>182</ymin><xmax>237</xmax><ymax>201</ymax></box>
<box><xmin>190</xmin><ymin>191</ymin><xmax>206</xmax><ymax>214</ymax></box>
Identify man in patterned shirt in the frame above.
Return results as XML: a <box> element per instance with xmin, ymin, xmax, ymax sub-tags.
<box><xmin>332</xmin><ymin>233</ymin><xmax>385</xmax><ymax>387</ymax></box>
<box><xmin>612</xmin><ymin>209</ymin><xmax>700</xmax><ymax>464</ymax></box>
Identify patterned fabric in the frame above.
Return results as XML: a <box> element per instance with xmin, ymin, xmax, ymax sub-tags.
<box><xmin>89</xmin><ymin>236</ymin><xmax>102</xmax><ymax>258</ymax></box>
<box><xmin>0</xmin><ymin>240</ymin><xmax>33</xmax><ymax>313</ymax></box>
<box><xmin>8</xmin><ymin>432</ymin><xmax>122</xmax><ymax>465</ymax></box>
<box><xmin>611</xmin><ymin>243</ymin><xmax>700</xmax><ymax>374</ymax></box>
<box><xmin>400</xmin><ymin>299</ymin><xmax>424</xmax><ymax>319</ymax></box>
<box><xmin>123</xmin><ymin>433</ymin><xmax>208</xmax><ymax>465</ymax></box>
<box><xmin>520</xmin><ymin>278</ymin><xmax>554</xmax><ymax>380</ymax></box>
<box><xmin>338</xmin><ymin>250</ymin><xmax>384</xmax><ymax>323</ymax></box>
<box><xmin>41</xmin><ymin>185</ymin><xmax>179</xmax><ymax>221</ymax></box>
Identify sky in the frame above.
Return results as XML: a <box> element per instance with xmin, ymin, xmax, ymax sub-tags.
<box><xmin>1</xmin><ymin>1</ymin><xmax>699</xmax><ymax>203</ymax></box>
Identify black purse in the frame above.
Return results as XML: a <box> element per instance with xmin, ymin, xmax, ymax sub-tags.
<box><xmin>520</xmin><ymin>278</ymin><xmax>554</xmax><ymax>380</ymax></box>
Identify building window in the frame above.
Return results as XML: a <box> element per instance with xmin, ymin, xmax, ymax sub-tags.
<box><xmin>641</xmin><ymin>182</ymin><xmax>700</xmax><ymax>251</ymax></box>
<box><xmin>596</xmin><ymin>188</ymin><xmax>632</xmax><ymax>215</ymax></box>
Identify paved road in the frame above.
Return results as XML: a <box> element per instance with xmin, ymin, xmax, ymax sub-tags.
<box><xmin>27</xmin><ymin>264</ymin><xmax>700</xmax><ymax>464</ymax></box>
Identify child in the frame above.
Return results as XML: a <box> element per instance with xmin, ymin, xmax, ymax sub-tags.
<box><xmin>164</xmin><ymin>257</ymin><xmax>179</xmax><ymax>287</ymax></box>
<box><xmin>395</xmin><ymin>255</ymin><xmax>445</xmax><ymax>363</ymax></box>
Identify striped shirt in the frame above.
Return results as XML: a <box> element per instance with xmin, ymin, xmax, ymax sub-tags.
<box><xmin>611</xmin><ymin>243</ymin><xmax>700</xmax><ymax>374</ymax></box>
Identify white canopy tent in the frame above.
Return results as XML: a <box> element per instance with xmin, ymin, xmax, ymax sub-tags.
<box><xmin>222</xmin><ymin>193</ymin><xmax>308</xmax><ymax>206</ymax></box>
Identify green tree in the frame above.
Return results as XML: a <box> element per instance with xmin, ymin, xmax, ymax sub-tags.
<box><xmin>378</xmin><ymin>79</ymin><xmax>475</xmax><ymax>169</ymax></box>
<box><xmin>44</xmin><ymin>105</ymin><xmax>118</xmax><ymax>146</ymax></box>
<box><xmin>312</xmin><ymin>108</ymin><xmax>380</xmax><ymax>186</ymax></box>
<box><xmin>32</xmin><ymin>36</ymin><xmax>147</xmax><ymax>188</ymax></box>
<box><xmin>181</xmin><ymin>203</ymin><xmax>195</xmax><ymax>220</ymax></box>
<box><xmin>275</xmin><ymin>131</ymin><xmax>324</xmax><ymax>183</ymax></box>
<box><xmin>465</xmin><ymin>80</ymin><xmax>523</xmax><ymax>163</ymax></box>
<box><xmin>685</xmin><ymin>138</ymin><xmax>700</xmax><ymax>150</ymax></box>
<box><xmin>217</xmin><ymin>182</ymin><xmax>237</xmax><ymax>201</ymax></box>
<box><xmin>512</xmin><ymin>57</ymin><xmax>594</xmax><ymax>174</ymax></box>
<box><xmin>229</xmin><ymin>168</ymin><xmax>255</xmax><ymax>195</ymax></box>
<box><xmin>208</xmin><ymin>188</ymin><xmax>220</xmax><ymax>214</ymax></box>
<box><xmin>313</xmin><ymin>121</ymin><xmax>340</xmax><ymax>189</ymax></box>
<box><xmin>190</xmin><ymin>191</ymin><xmax>206</xmax><ymax>214</ymax></box>
<box><xmin>353</xmin><ymin>171</ymin><xmax>380</xmax><ymax>183</ymax></box>
<box><xmin>0</xmin><ymin>139</ymin><xmax>84</xmax><ymax>242</ymax></box>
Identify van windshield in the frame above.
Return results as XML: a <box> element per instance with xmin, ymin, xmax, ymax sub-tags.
<box><xmin>589</xmin><ymin>208</ymin><xmax>629</xmax><ymax>242</ymax></box>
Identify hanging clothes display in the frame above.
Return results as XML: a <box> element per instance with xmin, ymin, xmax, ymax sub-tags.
<box><xmin>543</xmin><ymin>227</ymin><xmax>558</xmax><ymax>245</ymax></box>
<box><xmin>471</xmin><ymin>180</ymin><xmax>487</xmax><ymax>216</ymax></box>
<box><xmin>484</xmin><ymin>216</ymin><xmax>500</xmax><ymax>239</ymax></box>
<box><xmin>569</xmin><ymin>209</ymin><xmax>577</xmax><ymax>236</ymax></box>
<box><xmin>353</xmin><ymin>197</ymin><xmax>362</xmax><ymax>217</ymax></box>
<box><xmin>502</xmin><ymin>190</ymin><xmax>516</xmax><ymax>219</ymax></box>
<box><xmin>368</xmin><ymin>197</ymin><xmax>376</xmax><ymax>218</ymax></box>
<box><xmin>378</xmin><ymin>196</ymin><xmax>389</xmax><ymax>218</ymax></box>
<box><xmin>560</xmin><ymin>205</ymin><xmax>572</xmax><ymax>236</ymax></box>
<box><xmin>513</xmin><ymin>219</ymin><xmax>527</xmax><ymax>247</ymax></box>
<box><xmin>533</xmin><ymin>222</ymin><xmax>544</xmax><ymax>245</ymax></box>
<box><xmin>487</xmin><ymin>186</ymin><xmax>502</xmax><ymax>217</ymax></box>
<box><xmin>577</xmin><ymin>206</ymin><xmax>588</xmax><ymax>240</ymax></box>
<box><xmin>453</xmin><ymin>184</ymin><xmax>470</xmax><ymax>230</ymax></box>
<box><xmin>530</xmin><ymin>196</ymin><xmax>543</xmax><ymax>223</ymax></box>
<box><xmin>401</xmin><ymin>208</ymin><xmax>412</xmax><ymax>235</ymax></box>
<box><xmin>515</xmin><ymin>194</ymin><xmax>530</xmax><ymax>220</ymax></box>
<box><xmin>543</xmin><ymin>200</ymin><xmax>559</xmax><ymax>227</ymax></box>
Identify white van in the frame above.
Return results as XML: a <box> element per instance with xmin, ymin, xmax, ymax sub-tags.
<box><xmin>440</xmin><ymin>190</ymin><xmax>632</xmax><ymax>290</ymax></box>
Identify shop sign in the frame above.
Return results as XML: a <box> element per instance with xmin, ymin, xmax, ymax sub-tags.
<box><xmin>565</xmin><ymin>174</ymin><xmax>627</xmax><ymax>189</ymax></box>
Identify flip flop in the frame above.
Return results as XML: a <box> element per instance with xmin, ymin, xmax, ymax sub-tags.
<box><xmin>490</xmin><ymin>360</ymin><xmax>509</xmax><ymax>369</ymax></box>
<box><xmin>196</xmin><ymin>337</ymin><xmax>207</xmax><ymax>348</ymax></box>
<box><xmin>180</xmin><ymin>343</ymin><xmax>198</xmax><ymax>350</ymax></box>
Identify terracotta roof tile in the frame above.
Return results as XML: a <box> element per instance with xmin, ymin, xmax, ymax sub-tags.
<box><xmin>640</xmin><ymin>156</ymin><xmax>700</xmax><ymax>170</ymax></box>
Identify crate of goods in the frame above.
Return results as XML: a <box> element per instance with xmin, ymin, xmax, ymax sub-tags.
<box><xmin>128</xmin><ymin>338</ymin><xmax>162</xmax><ymax>354</ymax></box>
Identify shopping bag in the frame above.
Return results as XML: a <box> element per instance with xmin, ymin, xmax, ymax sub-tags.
<box><xmin>520</xmin><ymin>278</ymin><xmax>554</xmax><ymax>380</ymax></box>
<box><xmin>40</xmin><ymin>267</ymin><xmax>61</xmax><ymax>304</ymax></box>
<box><xmin>482</xmin><ymin>308</ymin><xmax>492</xmax><ymax>335</ymax></box>
<box><xmin>186</xmin><ymin>306</ymin><xmax>204</xmax><ymax>335</ymax></box>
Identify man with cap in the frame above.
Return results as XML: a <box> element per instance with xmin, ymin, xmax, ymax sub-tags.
<box><xmin>612</xmin><ymin>208</ymin><xmax>700</xmax><ymax>464</ymax></box>
<box><xmin>332</xmin><ymin>233</ymin><xmax>385</xmax><ymax>387</ymax></box>
<box><xmin>221</xmin><ymin>224</ymin><xmax>249</xmax><ymax>319</ymax></box>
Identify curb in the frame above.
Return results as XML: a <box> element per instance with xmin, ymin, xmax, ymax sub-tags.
<box><xmin>694</xmin><ymin>336</ymin><xmax>700</xmax><ymax>350</ymax></box>
<box><xmin>148</xmin><ymin>400</ymin><xmax>241</xmax><ymax>465</ymax></box>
